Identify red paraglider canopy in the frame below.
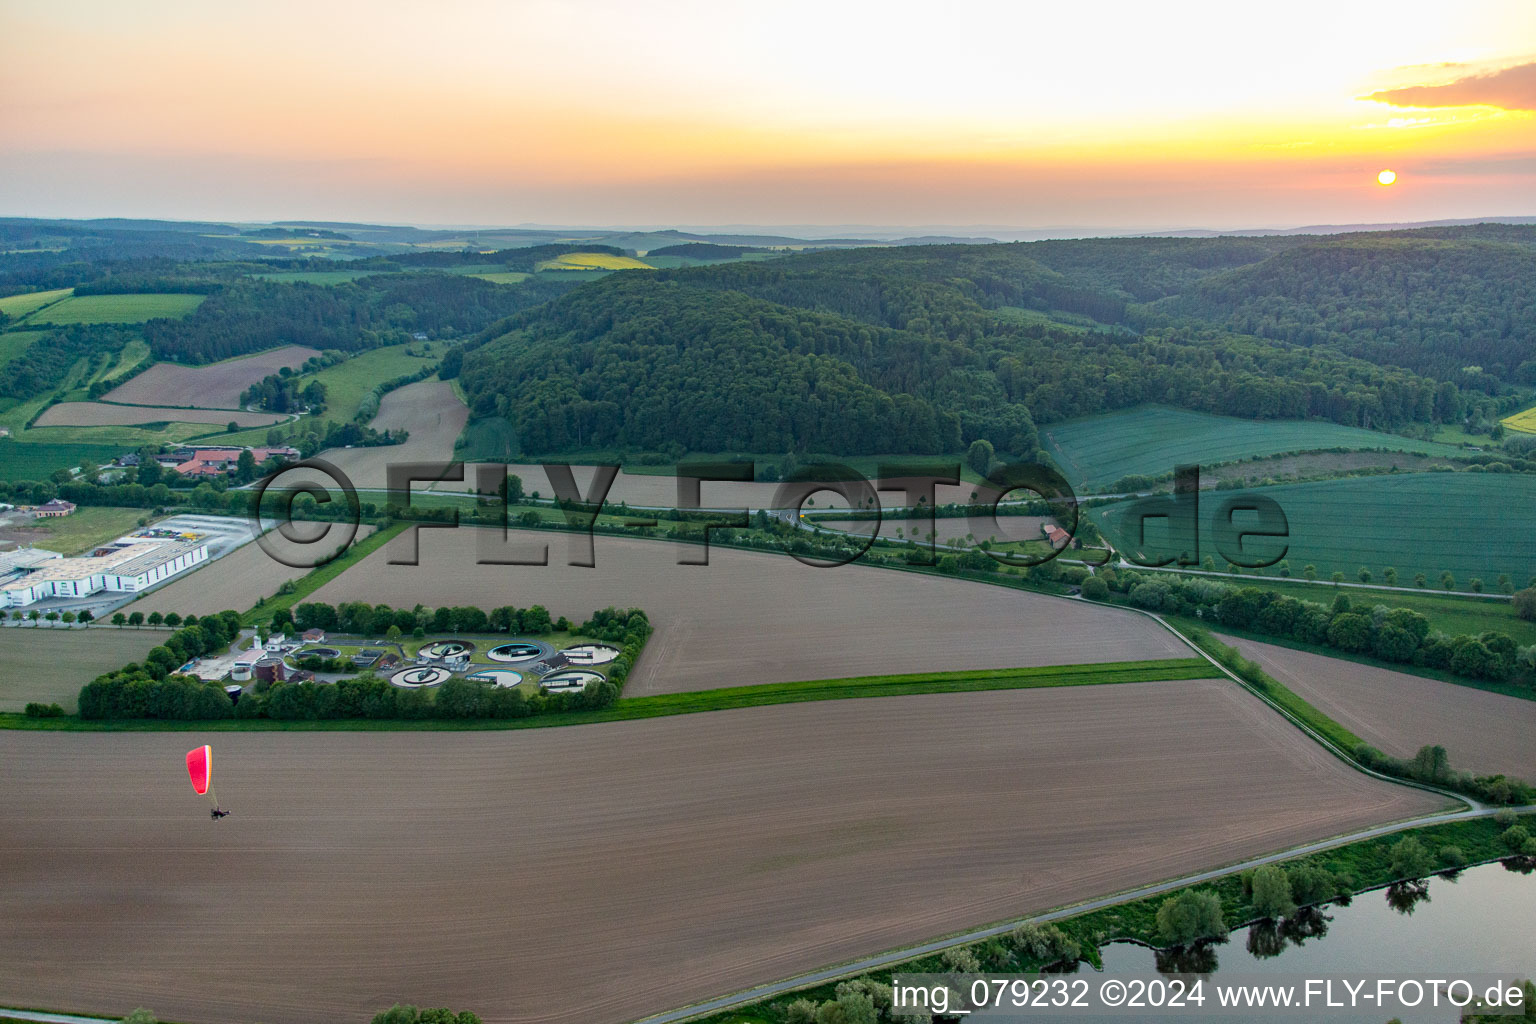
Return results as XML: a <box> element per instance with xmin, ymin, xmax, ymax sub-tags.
<box><xmin>186</xmin><ymin>745</ymin><xmax>212</xmax><ymax>796</ymax></box>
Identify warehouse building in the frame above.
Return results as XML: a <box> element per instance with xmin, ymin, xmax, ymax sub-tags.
<box><xmin>0</xmin><ymin>536</ymin><xmax>209</xmax><ymax>607</ymax></box>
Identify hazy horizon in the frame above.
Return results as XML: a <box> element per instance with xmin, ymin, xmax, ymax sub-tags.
<box><xmin>3</xmin><ymin>0</ymin><xmax>1534</xmax><ymax>227</ymax></box>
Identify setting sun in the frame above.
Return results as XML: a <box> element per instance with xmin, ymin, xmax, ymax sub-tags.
<box><xmin>1378</xmin><ymin>169</ymin><xmax>1399</xmax><ymax>186</ymax></box>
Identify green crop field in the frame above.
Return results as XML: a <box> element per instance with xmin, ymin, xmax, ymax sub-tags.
<box><xmin>27</xmin><ymin>293</ymin><xmax>205</xmax><ymax>325</ymax></box>
<box><xmin>0</xmin><ymin>287</ymin><xmax>72</xmax><ymax>319</ymax></box>
<box><xmin>1042</xmin><ymin>405</ymin><xmax>1464</xmax><ymax>491</ymax></box>
<box><xmin>1098</xmin><ymin>471</ymin><xmax>1536</xmax><ymax>588</ymax></box>
<box><xmin>0</xmin><ymin>439</ymin><xmax>124</xmax><ymax>481</ymax></box>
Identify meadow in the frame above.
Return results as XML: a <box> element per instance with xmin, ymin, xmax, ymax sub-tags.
<box><xmin>1041</xmin><ymin>405</ymin><xmax>1464</xmax><ymax>491</ymax></box>
<box><xmin>0</xmin><ymin>683</ymin><xmax>1440</xmax><ymax>1024</ymax></box>
<box><xmin>0</xmin><ymin>287</ymin><xmax>72</xmax><ymax>319</ymax></box>
<box><xmin>302</xmin><ymin>343</ymin><xmax>438</xmax><ymax>421</ymax></box>
<box><xmin>26</xmin><ymin>293</ymin><xmax>205</xmax><ymax>325</ymax></box>
<box><xmin>1098</xmin><ymin>471</ymin><xmax>1536</xmax><ymax>587</ymax></box>
<box><xmin>0</xmin><ymin>505</ymin><xmax>149</xmax><ymax>556</ymax></box>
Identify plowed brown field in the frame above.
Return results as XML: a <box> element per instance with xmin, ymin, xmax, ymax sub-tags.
<box><xmin>125</xmin><ymin>525</ymin><xmax>375</xmax><ymax>617</ymax></box>
<box><xmin>0</xmin><ymin>627</ymin><xmax>162</xmax><ymax>712</ymax></box>
<box><xmin>0</xmin><ymin>680</ymin><xmax>1442</xmax><ymax>1024</ymax></box>
<box><xmin>101</xmin><ymin>345</ymin><xmax>320</xmax><ymax>409</ymax></box>
<box><xmin>1219</xmin><ymin>633</ymin><xmax>1536</xmax><ymax>783</ymax></box>
<box><xmin>309</xmin><ymin>530</ymin><xmax>1190</xmax><ymax>693</ymax></box>
<box><xmin>299</xmin><ymin>380</ymin><xmax>468</xmax><ymax>489</ymax></box>
<box><xmin>34</xmin><ymin>403</ymin><xmax>287</xmax><ymax>428</ymax></box>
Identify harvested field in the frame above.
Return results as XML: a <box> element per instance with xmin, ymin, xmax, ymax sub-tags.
<box><xmin>0</xmin><ymin>627</ymin><xmax>162</xmax><ymax>712</ymax></box>
<box><xmin>1218</xmin><ymin>634</ymin><xmax>1536</xmax><ymax>783</ymax></box>
<box><xmin>101</xmin><ymin>345</ymin><xmax>320</xmax><ymax>409</ymax></box>
<box><xmin>0</xmin><ymin>681</ymin><xmax>1443</xmax><ymax>1024</ymax></box>
<box><xmin>125</xmin><ymin>524</ymin><xmax>375</xmax><ymax>617</ymax></box>
<box><xmin>311</xmin><ymin>530</ymin><xmax>1192</xmax><ymax>695</ymax></box>
<box><xmin>302</xmin><ymin>380</ymin><xmax>467</xmax><ymax>489</ymax></box>
<box><xmin>33</xmin><ymin>403</ymin><xmax>287</xmax><ymax>428</ymax></box>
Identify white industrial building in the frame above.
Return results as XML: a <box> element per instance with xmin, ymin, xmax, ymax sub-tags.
<box><xmin>0</xmin><ymin>536</ymin><xmax>209</xmax><ymax>607</ymax></box>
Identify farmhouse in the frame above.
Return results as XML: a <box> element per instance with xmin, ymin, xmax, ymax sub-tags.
<box><xmin>31</xmin><ymin>500</ymin><xmax>76</xmax><ymax>519</ymax></box>
<box><xmin>0</xmin><ymin>535</ymin><xmax>209</xmax><ymax>607</ymax></box>
<box><xmin>158</xmin><ymin>445</ymin><xmax>302</xmax><ymax>477</ymax></box>
<box><xmin>1042</xmin><ymin>524</ymin><xmax>1071</xmax><ymax>549</ymax></box>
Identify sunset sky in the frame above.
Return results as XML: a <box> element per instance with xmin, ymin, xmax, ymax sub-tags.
<box><xmin>2</xmin><ymin>0</ymin><xmax>1533</xmax><ymax>231</ymax></box>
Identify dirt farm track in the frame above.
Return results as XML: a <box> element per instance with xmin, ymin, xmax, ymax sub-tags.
<box><xmin>310</xmin><ymin>530</ymin><xmax>1190</xmax><ymax>694</ymax></box>
<box><xmin>0</xmin><ymin>681</ymin><xmax>1443</xmax><ymax>1024</ymax></box>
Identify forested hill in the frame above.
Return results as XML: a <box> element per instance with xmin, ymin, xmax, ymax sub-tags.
<box><xmin>1154</xmin><ymin>229</ymin><xmax>1536</xmax><ymax>385</ymax></box>
<box><xmin>460</xmin><ymin>255</ymin><xmax>1441</xmax><ymax>458</ymax></box>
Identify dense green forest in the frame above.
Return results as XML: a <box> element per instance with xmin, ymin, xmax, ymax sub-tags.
<box><xmin>142</xmin><ymin>273</ymin><xmax>572</xmax><ymax>363</ymax></box>
<box><xmin>3</xmin><ymin>219</ymin><xmax>1532</xmax><ymax>463</ymax></box>
<box><xmin>1155</xmin><ymin>229</ymin><xmax>1536</xmax><ymax>386</ymax></box>
<box><xmin>457</xmin><ymin>227</ymin><xmax>1535</xmax><ymax>457</ymax></box>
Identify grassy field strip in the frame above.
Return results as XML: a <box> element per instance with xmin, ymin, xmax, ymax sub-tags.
<box><xmin>0</xmin><ymin>658</ymin><xmax>1213</xmax><ymax>732</ymax></box>
<box><xmin>0</xmin><ymin>287</ymin><xmax>72</xmax><ymax>319</ymax></box>
<box><xmin>237</xmin><ymin>520</ymin><xmax>409</xmax><ymax>626</ymax></box>
<box><xmin>27</xmin><ymin>293</ymin><xmax>204</xmax><ymax>325</ymax></box>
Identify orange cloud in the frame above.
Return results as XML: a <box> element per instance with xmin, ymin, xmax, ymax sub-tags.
<box><xmin>1365</xmin><ymin>61</ymin><xmax>1536</xmax><ymax>111</ymax></box>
